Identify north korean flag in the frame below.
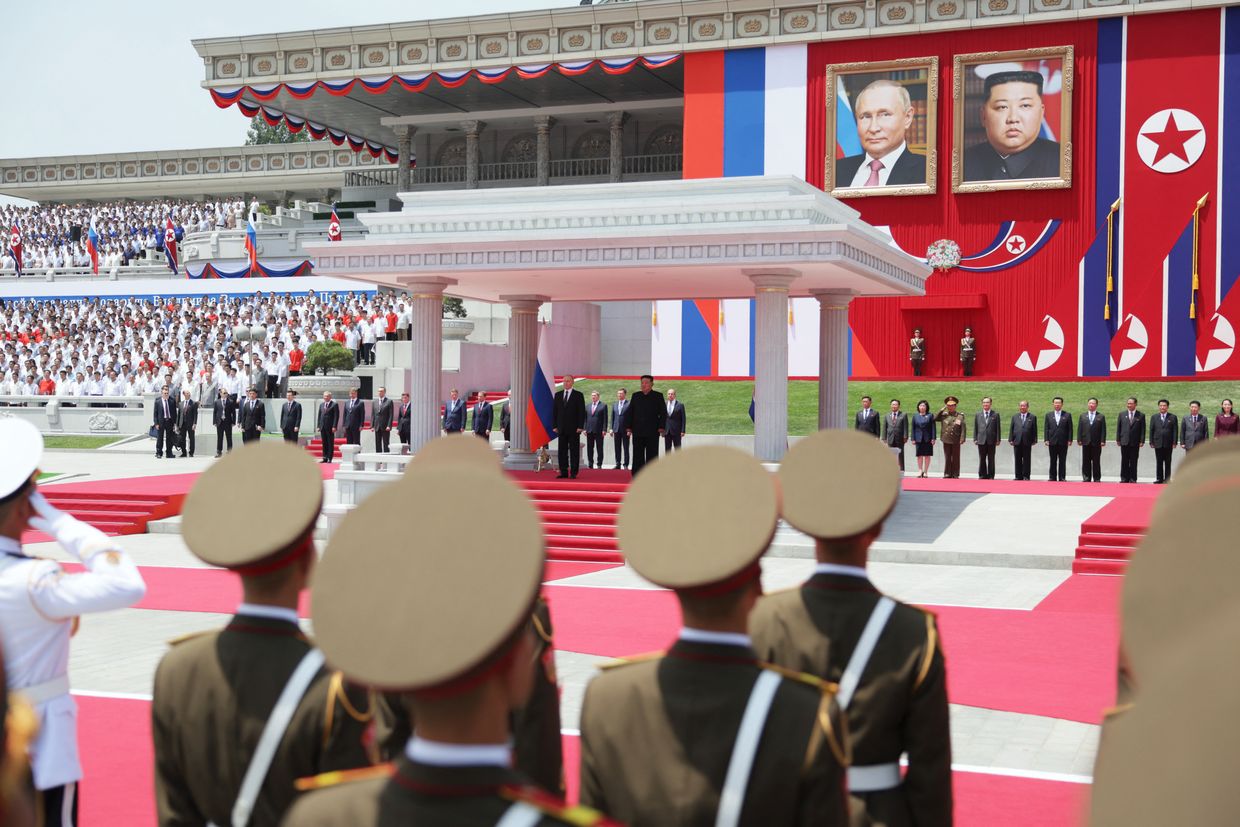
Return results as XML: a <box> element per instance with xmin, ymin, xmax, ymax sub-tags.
<box><xmin>327</xmin><ymin>206</ymin><xmax>342</xmax><ymax>243</ymax></box>
<box><xmin>162</xmin><ymin>217</ymin><xmax>180</xmax><ymax>274</ymax></box>
<box><xmin>8</xmin><ymin>224</ymin><xmax>21</xmax><ymax>278</ymax></box>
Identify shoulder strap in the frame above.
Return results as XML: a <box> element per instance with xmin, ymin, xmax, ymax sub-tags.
<box><xmin>231</xmin><ymin>648</ymin><xmax>326</xmax><ymax>827</ymax></box>
<box><xmin>714</xmin><ymin>669</ymin><xmax>781</xmax><ymax>827</ymax></box>
<box><xmin>496</xmin><ymin>801</ymin><xmax>544</xmax><ymax>827</ymax></box>
<box><xmin>836</xmin><ymin>597</ymin><xmax>896</xmax><ymax>711</ymax></box>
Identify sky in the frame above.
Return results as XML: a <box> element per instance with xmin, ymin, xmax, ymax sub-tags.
<box><xmin>0</xmin><ymin>0</ymin><xmax>577</xmax><ymax>160</ymax></box>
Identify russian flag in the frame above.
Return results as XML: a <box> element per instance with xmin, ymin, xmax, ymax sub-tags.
<box><xmin>835</xmin><ymin>75</ymin><xmax>862</xmax><ymax>160</ymax></box>
<box><xmin>163</xmin><ymin>217</ymin><xmax>179</xmax><ymax>274</ymax></box>
<box><xmin>8</xmin><ymin>223</ymin><xmax>22</xmax><ymax>278</ymax></box>
<box><xmin>86</xmin><ymin>217</ymin><xmax>100</xmax><ymax>275</ymax></box>
<box><xmin>245</xmin><ymin>216</ymin><xmax>259</xmax><ymax>273</ymax></box>
<box><xmin>526</xmin><ymin>322</ymin><xmax>557</xmax><ymax>449</ymax></box>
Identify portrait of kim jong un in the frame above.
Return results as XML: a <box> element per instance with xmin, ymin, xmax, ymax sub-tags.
<box><xmin>954</xmin><ymin>47</ymin><xmax>1074</xmax><ymax>193</ymax></box>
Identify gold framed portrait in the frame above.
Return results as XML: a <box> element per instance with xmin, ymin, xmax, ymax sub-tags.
<box><xmin>824</xmin><ymin>57</ymin><xmax>938</xmax><ymax>198</ymax></box>
<box><xmin>952</xmin><ymin>46</ymin><xmax>1074</xmax><ymax>193</ymax></box>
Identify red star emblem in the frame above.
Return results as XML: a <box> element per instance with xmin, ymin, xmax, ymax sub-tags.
<box><xmin>1109</xmin><ymin>316</ymin><xmax>1146</xmax><ymax>366</ymax></box>
<box><xmin>1143</xmin><ymin>111</ymin><xmax>1202</xmax><ymax>165</ymax></box>
<box><xmin>1195</xmin><ymin>318</ymin><xmax>1232</xmax><ymax>365</ymax></box>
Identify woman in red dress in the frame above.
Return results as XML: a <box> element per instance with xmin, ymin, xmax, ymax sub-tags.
<box><xmin>1215</xmin><ymin>398</ymin><xmax>1238</xmax><ymax>438</ymax></box>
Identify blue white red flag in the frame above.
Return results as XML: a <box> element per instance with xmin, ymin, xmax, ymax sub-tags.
<box><xmin>8</xmin><ymin>224</ymin><xmax>21</xmax><ymax>278</ymax></box>
<box><xmin>163</xmin><ymin>217</ymin><xmax>179</xmax><ymax>274</ymax></box>
<box><xmin>1078</xmin><ymin>201</ymin><xmax>1124</xmax><ymax>376</ymax></box>
<box><xmin>527</xmin><ymin>321</ymin><xmax>557</xmax><ymax>449</ymax></box>
<box><xmin>245</xmin><ymin>216</ymin><xmax>259</xmax><ymax>273</ymax></box>
<box><xmin>327</xmin><ymin>206</ymin><xmax>342</xmax><ymax>242</ymax></box>
<box><xmin>86</xmin><ymin>217</ymin><xmax>100</xmax><ymax>275</ymax></box>
<box><xmin>748</xmin><ymin>392</ymin><xmax>755</xmax><ymax>423</ymax></box>
<box><xmin>834</xmin><ymin>75</ymin><xmax>862</xmax><ymax>160</ymax></box>
<box><xmin>956</xmin><ymin>220</ymin><xmax>1060</xmax><ymax>273</ymax></box>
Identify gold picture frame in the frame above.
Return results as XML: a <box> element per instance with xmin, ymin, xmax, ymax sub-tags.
<box><xmin>952</xmin><ymin>46</ymin><xmax>1074</xmax><ymax>193</ymax></box>
<box><xmin>824</xmin><ymin>57</ymin><xmax>939</xmax><ymax>198</ymax></box>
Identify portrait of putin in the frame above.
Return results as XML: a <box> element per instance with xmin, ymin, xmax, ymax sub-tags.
<box><xmin>834</xmin><ymin>79</ymin><xmax>928</xmax><ymax>189</ymax></box>
<box><xmin>963</xmin><ymin>69</ymin><xmax>1061</xmax><ymax>182</ymax></box>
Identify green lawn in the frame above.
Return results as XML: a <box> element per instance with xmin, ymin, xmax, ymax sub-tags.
<box><xmin>572</xmin><ymin>379</ymin><xmax>1239</xmax><ymax>437</ymax></box>
<box><xmin>43</xmin><ymin>435</ymin><xmax>125</xmax><ymax>449</ymax></box>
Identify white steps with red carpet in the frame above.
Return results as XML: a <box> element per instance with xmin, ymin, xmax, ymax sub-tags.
<box><xmin>31</xmin><ymin>491</ymin><xmax>185</xmax><ymax>538</ymax></box>
<box><xmin>1072</xmin><ymin>507</ymin><xmax>1150</xmax><ymax>576</ymax></box>
<box><xmin>515</xmin><ymin>476</ymin><xmax>625</xmax><ymax>564</ymax></box>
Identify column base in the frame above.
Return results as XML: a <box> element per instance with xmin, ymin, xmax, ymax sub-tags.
<box><xmin>502</xmin><ymin>449</ymin><xmax>539</xmax><ymax>471</ymax></box>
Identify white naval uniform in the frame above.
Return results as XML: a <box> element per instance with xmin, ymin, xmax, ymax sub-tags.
<box><xmin>0</xmin><ymin>535</ymin><xmax>145</xmax><ymax>790</ymax></box>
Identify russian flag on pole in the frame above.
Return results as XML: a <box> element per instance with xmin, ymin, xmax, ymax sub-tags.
<box><xmin>86</xmin><ymin>217</ymin><xmax>100</xmax><ymax>275</ymax></box>
<box><xmin>163</xmin><ymin>217</ymin><xmax>179</xmax><ymax>274</ymax></box>
<box><xmin>245</xmin><ymin>216</ymin><xmax>259</xmax><ymax>274</ymax></box>
<box><xmin>9</xmin><ymin>224</ymin><xmax>22</xmax><ymax>278</ymax></box>
<box><xmin>527</xmin><ymin>322</ymin><xmax>557</xmax><ymax>449</ymax></box>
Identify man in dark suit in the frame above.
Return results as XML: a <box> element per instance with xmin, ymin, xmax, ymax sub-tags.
<box><xmin>212</xmin><ymin>387</ymin><xmax>236</xmax><ymax>458</ymax></box>
<box><xmin>963</xmin><ymin>71</ymin><xmax>1061</xmax><ymax>182</ymax></box>
<box><xmin>552</xmin><ymin>375</ymin><xmax>586</xmax><ymax>479</ymax></box>
<box><xmin>1148</xmin><ymin>399</ymin><xmax>1178</xmax><ymax>484</ymax></box>
<box><xmin>500</xmin><ymin>388</ymin><xmax>511</xmax><ymax>443</ymax></box>
<box><xmin>318</xmin><ymin>391</ymin><xmax>339</xmax><ymax>464</ymax></box>
<box><xmin>882</xmin><ymin>398</ymin><xmax>909</xmax><ymax>471</ymax></box>
<box><xmin>279</xmin><ymin>390</ymin><xmax>302</xmax><ymax>444</ymax></box>
<box><xmin>834</xmin><ymin>80</ymin><xmax>927</xmax><ymax>189</ymax></box>
<box><xmin>583</xmin><ymin>390</ymin><xmax>608</xmax><ymax>469</ymax></box>
<box><xmin>238</xmin><ymin>387</ymin><xmax>265</xmax><ymax>444</ymax></box>
<box><xmin>855</xmin><ymin>395</ymin><xmax>880</xmax><ymax>437</ymax></box>
<box><xmin>973</xmin><ymin>397</ymin><xmax>1001</xmax><ymax>479</ymax></box>
<box><xmin>397</xmin><ymin>392</ymin><xmax>411</xmax><ymax>454</ymax></box>
<box><xmin>470</xmin><ymin>391</ymin><xmax>493</xmax><ymax>441</ymax></box>
<box><xmin>153</xmin><ymin>385</ymin><xmax>175</xmax><ymax>458</ymax></box>
<box><xmin>176</xmin><ymin>389</ymin><xmax>198</xmax><ymax>458</ymax></box>
<box><xmin>663</xmin><ymin>389</ymin><xmax>686</xmax><ymax>453</ymax></box>
<box><xmin>442</xmin><ymin>388</ymin><xmax>466</xmax><ymax>434</ymax></box>
<box><xmin>627</xmin><ymin>374</ymin><xmax>666</xmax><ymax>476</ymax></box>
<box><xmin>1044</xmin><ymin>396</ymin><xmax>1073</xmax><ymax>481</ymax></box>
<box><xmin>371</xmin><ymin>386</ymin><xmax>394</xmax><ymax>452</ymax></box>
<box><xmin>342</xmin><ymin>388</ymin><xmax>364</xmax><ymax>446</ymax></box>
<box><xmin>610</xmin><ymin>387</ymin><xmax>630</xmax><ymax>470</ymax></box>
<box><xmin>1181</xmin><ymin>400</ymin><xmax>1209</xmax><ymax>454</ymax></box>
<box><xmin>1008</xmin><ymin>400</ymin><xmax>1038</xmax><ymax>481</ymax></box>
<box><xmin>1077</xmin><ymin>397</ymin><xmax>1106</xmax><ymax>482</ymax></box>
<box><xmin>1116</xmin><ymin>397</ymin><xmax>1145</xmax><ymax>483</ymax></box>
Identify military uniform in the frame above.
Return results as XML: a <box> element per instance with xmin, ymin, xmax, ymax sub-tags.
<box><xmin>909</xmin><ymin>337</ymin><xmax>925</xmax><ymax>376</ymax></box>
<box><xmin>959</xmin><ymin>337</ymin><xmax>976</xmax><ymax>376</ymax></box>
<box><xmin>934</xmin><ymin>400</ymin><xmax>967</xmax><ymax>479</ymax></box>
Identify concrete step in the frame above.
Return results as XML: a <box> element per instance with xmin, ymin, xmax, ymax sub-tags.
<box><xmin>147</xmin><ymin>515</ymin><xmax>329</xmax><ymax>541</ymax></box>
<box><xmin>1077</xmin><ymin>532</ymin><xmax>1142</xmax><ymax>548</ymax></box>
<box><xmin>1074</xmin><ymin>545</ymin><xmax>1133</xmax><ymax>562</ymax></box>
<box><xmin>1072</xmin><ymin>558</ymin><xmax>1128</xmax><ymax>575</ymax></box>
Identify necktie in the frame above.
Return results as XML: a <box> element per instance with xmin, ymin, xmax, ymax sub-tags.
<box><xmin>864</xmin><ymin>158</ymin><xmax>884</xmax><ymax>187</ymax></box>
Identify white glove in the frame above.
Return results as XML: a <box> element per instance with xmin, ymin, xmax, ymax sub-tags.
<box><xmin>28</xmin><ymin>491</ymin><xmax>116</xmax><ymax>561</ymax></box>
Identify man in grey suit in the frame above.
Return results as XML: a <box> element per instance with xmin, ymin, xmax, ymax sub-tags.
<box><xmin>974</xmin><ymin>397</ymin><xmax>1001</xmax><ymax>479</ymax></box>
<box><xmin>1008</xmin><ymin>400</ymin><xmax>1038</xmax><ymax>481</ymax></box>
<box><xmin>1115</xmin><ymin>397</ymin><xmax>1145</xmax><ymax>483</ymax></box>
<box><xmin>583</xmin><ymin>390</ymin><xmax>608</xmax><ymax>469</ymax></box>
<box><xmin>855</xmin><ymin>395</ymin><xmax>880</xmax><ymax>437</ymax></box>
<box><xmin>196</xmin><ymin>368</ymin><xmax>219</xmax><ymax>409</ymax></box>
<box><xmin>371</xmin><ymin>386</ymin><xmax>394</xmax><ymax>453</ymax></box>
<box><xmin>1181</xmin><ymin>400</ymin><xmax>1209</xmax><ymax>454</ymax></box>
<box><xmin>1148</xmin><ymin>399</ymin><xmax>1178</xmax><ymax>484</ymax></box>
<box><xmin>881</xmin><ymin>398</ymin><xmax>909</xmax><ymax>471</ymax></box>
<box><xmin>470</xmin><ymin>391</ymin><xmax>493</xmax><ymax>441</ymax></box>
<box><xmin>610</xmin><ymin>388</ymin><xmax>631</xmax><ymax>470</ymax></box>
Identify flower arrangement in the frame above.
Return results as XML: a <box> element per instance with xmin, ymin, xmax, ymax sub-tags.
<box><xmin>926</xmin><ymin>239</ymin><xmax>961</xmax><ymax>272</ymax></box>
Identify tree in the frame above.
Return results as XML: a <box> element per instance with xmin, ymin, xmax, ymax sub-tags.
<box><xmin>302</xmin><ymin>341</ymin><xmax>356</xmax><ymax>374</ymax></box>
<box><xmin>245</xmin><ymin>117</ymin><xmax>309</xmax><ymax>146</ymax></box>
<box><xmin>442</xmin><ymin>297</ymin><xmax>467</xmax><ymax>318</ymax></box>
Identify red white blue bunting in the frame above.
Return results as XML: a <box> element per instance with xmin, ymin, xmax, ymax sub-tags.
<box><xmin>186</xmin><ymin>259</ymin><xmax>314</xmax><ymax>279</ymax></box>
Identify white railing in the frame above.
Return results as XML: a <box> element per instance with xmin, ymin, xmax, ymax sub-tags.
<box><xmin>0</xmin><ymin>263</ymin><xmax>176</xmax><ymax>282</ymax></box>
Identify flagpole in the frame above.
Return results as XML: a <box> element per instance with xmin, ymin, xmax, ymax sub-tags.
<box><xmin>1190</xmin><ymin>193</ymin><xmax>1208</xmax><ymax>320</ymax></box>
<box><xmin>1104</xmin><ymin>197</ymin><xmax>1121</xmax><ymax>321</ymax></box>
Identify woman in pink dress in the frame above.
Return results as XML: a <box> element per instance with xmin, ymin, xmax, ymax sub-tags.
<box><xmin>1215</xmin><ymin>398</ymin><xmax>1238</xmax><ymax>437</ymax></box>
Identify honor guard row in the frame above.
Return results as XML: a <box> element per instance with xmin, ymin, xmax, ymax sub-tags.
<box><xmin>0</xmin><ymin>418</ymin><xmax>147</xmax><ymax>827</ymax></box>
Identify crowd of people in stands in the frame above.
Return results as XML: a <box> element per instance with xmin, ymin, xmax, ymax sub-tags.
<box><xmin>0</xmin><ymin>291</ymin><xmax>410</xmax><ymax>403</ymax></box>
<box><xmin>0</xmin><ymin>199</ymin><xmax>252</xmax><ymax>274</ymax></box>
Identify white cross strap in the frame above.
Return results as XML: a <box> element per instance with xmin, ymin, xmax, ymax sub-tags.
<box><xmin>495</xmin><ymin>801</ymin><xmax>543</xmax><ymax>827</ymax></box>
<box><xmin>715</xmin><ymin>669</ymin><xmax>782</xmax><ymax>827</ymax></box>
<box><xmin>848</xmin><ymin>762</ymin><xmax>902</xmax><ymax>792</ymax></box>
<box><xmin>837</xmin><ymin>597</ymin><xmax>896</xmax><ymax>711</ymax></box>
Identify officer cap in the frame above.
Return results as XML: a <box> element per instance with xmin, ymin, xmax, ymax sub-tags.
<box><xmin>0</xmin><ymin>419</ymin><xmax>42</xmax><ymax>505</ymax></box>
<box><xmin>779</xmin><ymin>430</ymin><xmax>901</xmax><ymax>539</ymax></box>
<box><xmin>944</xmin><ymin>396</ymin><xmax>959</xmax><ymax>405</ymax></box>
<box><xmin>409</xmin><ymin>433</ymin><xmax>500</xmax><ymax>475</ymax></box>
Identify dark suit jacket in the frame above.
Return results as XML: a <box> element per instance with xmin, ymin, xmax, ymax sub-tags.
<box><xmin>855</xmin><ymin>408</ymin><xmax>880</xmax><ymax>437</ymax></box>
<box><xmin>153</xmin><ymin>395</ymin><xmax>176</xmax><ymax>428</ymax></box>
<box><xmin>665</xmin><ymin>401</ymin><xmax>686</xmax><ymax>438</ymax></box>
<box><xmin>629</xmin><ymin>390</ymin><xmax>666</xmax><ymax>436</ymax></box>
<box><xmin>1077</xmin><ymin>412</ymin><xmax>1106</xmax><ymax>446</ymax></box>
<box><xmin>963</xmin><ymin>138</ymin><xmax>1061</xmax><ymax>182</ymax></box>
<box><xmin>239</xmin><ymin>398</ymin><xmax>265</xmax><ymax>431</ymax></box>
<box><xmin>212</xmin><ymin>397</ymin><xmax>236</xmax><ymax>428</ymax></box>
<box><xmin>397</xmin><ymin>402</ymin><xmax>411</xmax><ymax>439</ymax></box>
<box><xmin>442</xmin><ymin>399</ymin><xmax>466</xmax><ymax>431</ymax></box>
<box><xmin>611</xmin><ymin>399</ymin><xmax>630</xmax><ymax>433</ymax></box>
<box><xmin>911</xmin><ymin>413</ymin><xmax>935</xmax><ymax>444</ymax></box>
<box><xmin>1181</xmin><ymin>414</ymin><xmax>1209</xmax><ymax>448</ymax></box>
<box><xmin>1009</xmin><ymin>413</ymin><xmax>1038</xmax><ymax>447</ymax></box>
<box><xmin>583</xmin><ymin>400</ymin><xmax>608</xmax><ymax>434</ymax></box>
<box><xmin>319</xmin><ymin>401</ymin><xmax>339</xmax><ymax>433</ymax></box>
<box><xmin>471</xmin><ymin>402</ymin><xmax>493</xmax><ymax>435</ymax></box>
<box><xmin>371</xmin><ymin>397</ymin><xmax>393</xmax><ymax>431</ymax></box>
<box><xmin>882</xmin><ymin>411</ymin><xmax>908</xmax><ymax>446</ymax></box>
<box><xmin>342</xmin><ymin>399</ymin><xmax>365</xmax><ymax>431</ymax></box>
<box><xmin>835</xmin><ymin>149</ymin><xmax>927</xmax><ymax>188</ymax></box>
<box><xmin>974</xmin><ymin>411</ymin><xmax>1001</xmax><ymax>445</ymax></box>
<box><xmin>1149</xmin><ymin>413</ymin><xmax>1178</xmax><ymax>449</ymax></box>
<box><xmin>500</xmin><ymin>402</ymin><xmax>510</xmax><ymax>434</ymax></box>
<box><xmin>553</xmin><ymin>388</ymin><xmax>586</xmax><ymax>434</ymax></box>
<box><xmin>1116</xmin><ymin>410</ymin><xmax>1146</xmax><ymax>447</ymax></box>
<box><xmin>177</xmin><ymin>400</ymin><xmax>198</xmax><ymax>431</ymax></box>
<box><xmin>280</xmin><ymin>400</ymin><xmax>303</xmax><ymax>432</ymax></box>
<box><xmin>1044</xmin><ymin>411</ymin><xmax>1073</xmax><ymax>446</ymax></box>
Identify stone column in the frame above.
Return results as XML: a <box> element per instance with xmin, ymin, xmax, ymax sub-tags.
<box><xmin>607</xmin><ymin>111</ymin><xmax>628</xmax><ymax>183</ymax></box>
<box><xmin>811</xmin><ymin>290</ymin><xmax>856</xmax><ymax>431</ymax></box>
<box><xmin>394</xmin><ymin>125</ymin><xmax>415</xmax><ymax>193</ymax></box>
<box><xmin>397</xmin><ymin>276</ymin><xmax>456</xmax><ymax>454</ymax></box>
<box><xmin>534</xmin><ymin>115</ymin><xmax>555</xmax><ymax>186</ymax></box>
<box><xmin>500</xmin><ymin>295</ymin><xmax>549</xmax><ymax>470</ymax></box>
<box><xmin>462</xmin><ymin>120</ymin><xmax>485</xmax><ymax>189</ymax></box>
<box><xmin>749</xmin><ymin>271</ymin><xmax>799</xmax><ymax>462</ymax></box>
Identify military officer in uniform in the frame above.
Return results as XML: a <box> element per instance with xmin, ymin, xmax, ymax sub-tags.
<box><xmin>934</xmin><ymin>396</ymin><xmax>967</xmax><ymax>479</ymax></box>
<box><xmin>909</xmin><ymin>329</ymin><xmax>926</xmax><ymax>376</ymax></box>
<box><xmin>151</xmin><ymin>444</ymin><xmax>375</xmax><ymax>827</ymax></box>
<box><xmin>0</xmin><ymin>419</ymin><xmax>147</xmax><ymax>827</ymax></box>
<box><xmin>283</xmin><ymin>465</ymin><xmax>616</xmax><ymax>827</ymax></box>
<box><xmin>579</xmin><ymin>447</ymin><xmax>850</xmax><ymax>826</ymax></box>
<box><xmin>750</xmin><ymin>430</ymin><xmax>952</xmax><ymax>827</ymax></box>
<box><xmin>959</xmin><ymin>328</ymin><xmax>976</xmax><ymax>376</ymax></box>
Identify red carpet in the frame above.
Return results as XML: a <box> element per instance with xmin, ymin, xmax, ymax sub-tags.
<box><xmin>902</xmin><ymin>477</ymin><xmax>1147</xmax><ymax>497</ymax></box>
<box><xmin>1074</xmin><ymin>495</ymin><xmax>1158</xmax><ymax>575</ymax></box>
<box><xmin>77</xmin><ymin>695</ymin><xmax>155</xmax><ymax>826</ymax></box>
<box><xmin>1034</xmin><ymin>574</ymin><xmax>1123</xmax><ymax>615</ymax></box>
<box><xmin>545</xmin><ymin>585</ymin><xmax>680</xmax><ymax>657</ymax></box>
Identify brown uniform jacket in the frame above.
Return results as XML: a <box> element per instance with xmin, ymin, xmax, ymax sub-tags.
<box><xmin>909</xmin><ymin>338</ymin><xmax>925</xmax><ymax>362</ymax></box>
<box><xmin>934</xmin><ymin>410</ymin><xmax>967</xmax><ymax>445</ymax></box>
<box><xmin>579</xmin><ymin>639</ymin><xmax>850</xmax><ymax>826</ymax></box>
<box><xmin>152</xmin><ymin>614</ymin><xmax>375</xmax><ymax>827</ymax></box>
<box><xmin>959</xmin><ymin>338</ymin><xmax>976</xmax><ymax>362</ymax></box>
<box><xmin>750</xmin><ymin>573</ymin><xmax>953</xmax><ymax>827</ymax></box>
<box><xmin>281</xmin><ymin>758</ymin><xmax>614</xmax><ymax>826</ymax></box>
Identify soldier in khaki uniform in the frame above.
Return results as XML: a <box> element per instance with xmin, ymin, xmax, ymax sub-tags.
<box><xmin>909</xmin><ymin>329</ymin><xmax>926</xmax><ymax>376</ymax></box>
<box><xmin>959</xmin><ymin>328</ymin><xmax>976</xmax><ymax>376</ymax></box>
<box><xmin>152</xmin><ymin>444</ymin><xmax>375</xmax><ymax>827</ymax></box>
<box><xmin>283</xmin><ymin>464</ymin><xmax>617</xmax><ymax>827</ymax></box>
<box><xmin>579</xmin><ymin>447</ymin><xmax>850</xmax><ymax>826</ymax></box>
<box><xmin>750</xmin><ymin>431</ymin><xmax>952</xmax><ymax>827</ymax></box>
<box><xmin>934</xmin><ymin>396</ymin><xmax>967</xmax><ymax>479</ymax></box>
